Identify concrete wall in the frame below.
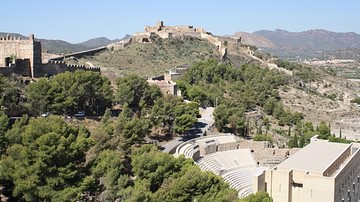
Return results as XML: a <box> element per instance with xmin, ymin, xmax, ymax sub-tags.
<box><xmin>217</xmin><ymin>142</ymin><xmax>239</xmax><ymax>152</ymax></box>
<box><xmin>257</xmin><ymin>145</ymin><xmax>360</xmax><ymax>202</ymax></box>
<box><xmin>301</xmin><ymin>174</ymin><xmax>334</xmax><ymax>202</ymax></box>
<box><xmin>254</xmin><ymin>172</ymin><xmax>266</xmax><ymax>193</ymax></box>
<box><xmin>334</xmin><ymin>147</ymin><xmax>360</xmax><ymax>202</ymax></box>
<box><xmin>199</xmin><ymin>141</ymin><xmax>217</xmax><ymax>156</ymax></box>
<box><xmin>266</xmin><ymin>169</ymin><xmax>293</xmax><ymax>202</ymax></box>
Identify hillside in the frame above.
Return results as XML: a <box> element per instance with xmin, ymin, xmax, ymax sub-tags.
<box><xmin>68</xmin><ymin>35</ymin><xmax>221</xmax><ymax>82</ymax></box>
<box><xmin>3</xmin><ymin>28</ymin><xmax>360</xmax><ymax>142</ymax></box>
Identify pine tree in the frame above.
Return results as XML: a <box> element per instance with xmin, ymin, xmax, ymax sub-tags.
<box><xmin>339</xmin><ymin>128</ymin><xmax>342</xmax><ymax>139</ymax></box>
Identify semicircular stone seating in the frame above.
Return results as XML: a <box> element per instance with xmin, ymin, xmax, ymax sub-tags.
<box><xmin>195</xmin><ymin>149</ymin><xmax>265</xmax><ymax>198</ymax></box>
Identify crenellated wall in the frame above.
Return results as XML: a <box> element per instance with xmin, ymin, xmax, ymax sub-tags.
<box><xmin>41</xmin><ymin>60</ymin><xmax>100</xmax><ymax>76</ymax></box>
<box><xmin>0</xmin><ymin>34</ymin><xmax>41</xmax><ymax>77</ymax></box>
<box><xmin>0</xmin><ymin>34</ymin><xmax>101</xmax><ymax>78</ymax></box>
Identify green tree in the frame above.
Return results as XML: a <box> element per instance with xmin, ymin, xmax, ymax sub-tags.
<box><xmin>299</xmin><ymin>135</ymin><xmax>305</xmax><ymax>148</ymax></box>
<box><xmin>91</xmin><ymin>150</ymin><xmax>126</xmax><ymax>199</ymax></box>
<box><xmin>188</xmin><ymin>86</ymin><xmax>207</xmax><ymax>105</ymax></box>
<box><xmin>27</xmin><ymin>71</ymin><xmax>112</xmax><ymax>115</ymax></box>
<box><xmin>288</xmin><ymin>134</ymin><xmax>299</xmax><ymax>148</ymax></box>
<box><xmin>0</xmin><ymin>111</ymin><xmax>9</xmax><ymax>152</ymax></box>
<box><xmin>317</xmin><ymin>121</ymin><xmax>331</xmax><ymax>139</ymax></box>
<box><xmin>131</xmin><ymin>145</ymin><xmax>192</xmax><ymax>192</ymax></box>
<box><xmin>0</xmin><ymin>116</ymin><xmax>93</xmax><ymax>201</ymax></box>
<box><xmin>4</xmin><ymin>114</ymin><xmax>28</xmax><ymax>145</ymax></box>
<box><xmin>100</xmin><ymin>108</ymin><xmax>114</xmax><ymax>135</ymax></box>
<box><xmin>228</xmin><ymin>108</ymin><xmax>246</xmax><ymax>136</ymax></box>
<box><xmin>0</xmin><ymin>75</ymin><xmax>22</xmax><ymax>114</ymax></box>
<box><xmin>116</xmin><ymin>74</ymin><xmax>161</xmax><ymax>111</ymax></box>
<box><xmin>25</xmin><ymin>78</ymin><xmax>51</xmax><ymax>115</ymax></box>
<box><xmin>150</xmin><ymin>96</ymin><xmax>197</xmax><ymax>135</ymax></box>
<box><xmin>239</xmin><ymin>191</ymin><xmax>273</xmax><ymax>202</ymax></box>
<box><xmin>173</xmin><ymin>114</ymin><xmax>197</xmax><ymax>134</ymax></box>
<box><xmin>213</xmin><ymin>104</ymin><xmax>229</xmax><ymax>132</ymax></box>
<box><xmin>154</xmin><ymin>164</ymin><xmax>238</xmax><ymax>202</ymax></box>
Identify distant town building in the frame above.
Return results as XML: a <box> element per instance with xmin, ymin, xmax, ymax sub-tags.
<box><xmin>254</xmin><ymin>138</ymin><xmax>360</xmax><ymax>202</ymax></box>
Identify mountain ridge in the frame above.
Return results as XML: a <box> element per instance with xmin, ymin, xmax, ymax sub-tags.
<box><xmin>252</xmin><ymin>29</ymin><xmax>360</xmax><ymax>50</ymax></box>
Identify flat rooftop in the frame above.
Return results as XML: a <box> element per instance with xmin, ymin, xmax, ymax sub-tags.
<box><xmin>276</xmin><ymin>140</ymin><xmax>351</xmax><ymax>174</ymax></box>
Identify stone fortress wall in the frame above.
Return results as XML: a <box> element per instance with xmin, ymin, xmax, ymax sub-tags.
<box><xmin>0</xmin><ymin>34</ymin><xmax>41</xmax><ymax>77</ymax></box>
<box><xmin>41</xmin><ymin>60</ymin><xmax>100</xmax><ymax>76</ymax></box>
<box><xmin>0</xmin><ymin>34</ymin><xmax>99</xmax><ymax>78</ymax></box>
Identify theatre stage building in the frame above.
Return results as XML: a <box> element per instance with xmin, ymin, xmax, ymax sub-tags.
<box><xmin>255</xmin><ymin>139</ymin><xmax>360</xmax><ymax>202</ymax></box>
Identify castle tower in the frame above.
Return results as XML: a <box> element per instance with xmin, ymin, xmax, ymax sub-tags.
<box><xmin>0</xmin><ymin>33</ymin><xmax>42</xmax><ymax>77</ymax></box>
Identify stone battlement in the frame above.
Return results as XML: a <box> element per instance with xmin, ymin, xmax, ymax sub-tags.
<box><xmin>0</xmin><ymin>34</ymin><xmax>100</xmax><ymax>78</ymax></box>
<box><xmin>47</xmin><ymin>60</ymin><xmax>100</xmax><ymax>70</ymax></box>
<box><xmin>41</xmin><ymin>61</ymin><xmax>100</xmax><ymax>77</ymax></box>
<box><xmin>0</xmin><ymin>34</ymin><xmax>35</xmax><ymax>41</ymax></box>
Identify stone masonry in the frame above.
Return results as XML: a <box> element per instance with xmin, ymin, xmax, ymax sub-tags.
<box><xmin>0</xmin><ymin>34</ymin><xmax>100</xmax><ymax>77</ymax></box>
<box><xmin>0</xmin><ymin>34</ymin><xmax>41</xmax><ymax>77</ymax></box>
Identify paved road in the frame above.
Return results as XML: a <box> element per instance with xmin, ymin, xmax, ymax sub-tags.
<box><xmin>161</xmin><ymin>107</ymin><xmax>214</xmax><ymax>153</ymax></box>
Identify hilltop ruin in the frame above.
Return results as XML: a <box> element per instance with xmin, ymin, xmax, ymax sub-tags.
<box><xmin>109</xmin><ymin>21</ymin><xmax>242</xmax><ymax>61</ymax></box>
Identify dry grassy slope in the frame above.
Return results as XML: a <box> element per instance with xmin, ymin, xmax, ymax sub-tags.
<box><xmin>280</xmin><ymin>66</ymin><xmax>360</xmax><ymax>140</ymax></box>
<box><xmin>71</xmin><ymin>36</ymin><xmax>219</xmax><ymax>82</ymax></box>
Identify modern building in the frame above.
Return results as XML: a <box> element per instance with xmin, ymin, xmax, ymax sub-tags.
<box><xmin>254</xmin><ymin>139</ymin><xmax>360</xmax><ymax>202</ymax></box>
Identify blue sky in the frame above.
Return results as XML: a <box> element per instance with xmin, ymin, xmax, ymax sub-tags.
<box><xmin>1</xmin><ymin>0</ymin><xmax>358</xmax><ymax>43</ymax></box>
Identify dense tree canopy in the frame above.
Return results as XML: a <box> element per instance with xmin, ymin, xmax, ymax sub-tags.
<box><xmin>180</xmin><ymin>59</ymin><xmax>290</xmax><ymax>133</ymax></box>
<box><xmin>26</xmin><ymin>71</ymin><xmax>112</xmax><ymax>116</ymax></box>
<box><xmin>239</xmin><ymin>191</ymin><xmax>272</xmax><ymax>202</ymax></box>
<box><xmin>0</xmin><ymin>75</ymin><xmax>23</xmax><ymax>115</ymax></box>
<box><xmin>115</xmin><ymin>74</ymin><xmax>162</xmax><ymax>111</ymax></box>
<box><xmin>150</xmin><ymin>96</ymin><xmax>199</xmax><ymax>135</ymax></box>
<box><xmin>0</xmin><ymin>116</ymin><xmax>93</xmax><ymax>201</ymax></box>
<box><xmin>0</xmin><ymin>62</ymin><xmax>282</xmax><ymax>201</ymax></box>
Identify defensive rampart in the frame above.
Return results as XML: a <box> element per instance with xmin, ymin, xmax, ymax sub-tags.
<box><xmin>41</xmin><ymin>60</ymin><xmax>100</xmax><ymax>76</ymax></box>
<box><xmin>0</xmin><ymin>34</ymin><xmax>101</xmax><ymax>78</ymax></box>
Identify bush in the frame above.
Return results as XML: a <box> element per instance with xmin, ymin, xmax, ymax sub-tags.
<box><xmin>253</xmin><ymin>134</ymin><xmax>273</xmax><ymax>143</ymax></box>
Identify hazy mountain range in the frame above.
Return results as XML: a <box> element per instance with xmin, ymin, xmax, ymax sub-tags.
<box><xmin>232</xmin><ymin>29</ymin><xmax>360</xmax><ymax>60</ymax></box>
<box><xmin>250</xmin><ymin>29</ymin><xmax>360</xmax><ymax>50</ymax></box>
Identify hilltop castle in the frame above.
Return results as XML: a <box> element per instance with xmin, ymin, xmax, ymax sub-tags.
<box><xmin>109</xmin><ymin>21</ymin><xmax>242</xmax><ymax>61</ymax></box>
<box><xmin>0</xmin><ymin>34</ymin><xmax>100</xmax><ymax>78</ymax></box>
